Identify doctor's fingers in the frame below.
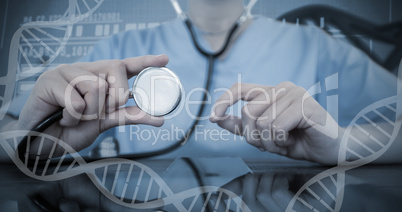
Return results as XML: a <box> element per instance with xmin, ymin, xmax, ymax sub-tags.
<box><xmin>210</xmin><ymin>83</ymin><xmax>273</xmax><ymax>122</ymax></box>
<box><xmin>210</xmin><ymin>81</ymin><xmax>295</xmax><ymax>122</ymax></box>
<box><xmin>79</xmin><ymin>55</ymin><xmax>169</xmax><ymax>111</ymax></box>
<box><xmin>241</xmin><ymin>100</ymin><xmax>269</xmax><ymax>148</ymax></box>
<box><xmin>74</xmin><ymin>55</ymin><xmax>169</xmax><ymax>82</ymax></box>
<box><xmin>56</xmin><ymin>67</ymin><xmax>109</xmax><ymax>125</ymax></box>
<box><xmin>213</xmin><ymin>115</ymin><xmax>262</xmax><ymax>149</ymax></box>
<box><xmin>121</xmin><ymin>54</ymin><xmax>169</xmax><ymax>78</ymax></box>
<box><xmin>240</xmin><ymin>82</ymin><xmax>297</xmax><ymax>148</ymax></box>
<box><xmin>100</xmin><ymin>105</ymin><xmax>164</xmax><ymax>131</ymax></box>
<box><xmin>214</xmin><ymin>115</ymin><xmax>245</xmax><ymax>136</ymax></box>
<box><xmin>74</xmin><ymin>55</ymin><xmax>168</xmax><ymax>77</ymax></box>
<box><xmin>254</xmin><ymin>102</ymin><xmax>294</xmax><ymax>154</ymax></box>
<box><xmin>258</xmin><ymin>102</ymin><xmax>312</xmax><ymax>155</ymax></box>
<box><xmin>213</xmin><ymin>114</ymin><xmax>266</xmax><ymax>149</ymax></box>
<box><xmin>256</xmin><ymin>85</ymin><xmax>309</xmax><ymax>151</ymax></box>
<box><xmin>73</xmin><ymin>60</ymin><xmax>131</xmax><ymax>112</ymax></box>
<box><xmin>34</xmin><ymin>68</ymin><xmax>104</xmax><ymax>127</ymax></box>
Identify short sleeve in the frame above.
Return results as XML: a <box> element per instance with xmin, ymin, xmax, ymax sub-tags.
<box><xmin>314</xmin><ymin>27</ymin><xmax>397</xmax><ymax>126</ymax></box>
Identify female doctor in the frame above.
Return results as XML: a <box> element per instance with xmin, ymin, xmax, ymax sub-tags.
<box><xmin>2</xmin><ymin>0</ymin><xmax>401</xmax><ymax>165</ymax></box>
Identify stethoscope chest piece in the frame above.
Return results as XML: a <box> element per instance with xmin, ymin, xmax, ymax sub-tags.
<box><xmin>131</xmin><ymin>67</ymin><xmax>182</xmax><ymax>116</ymax></box>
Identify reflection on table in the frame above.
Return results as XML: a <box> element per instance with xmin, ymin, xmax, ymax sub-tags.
<box><xmin>0</xmin><ymin>158</ymin><xmax>401</xmax><ymax>211</ymax></box>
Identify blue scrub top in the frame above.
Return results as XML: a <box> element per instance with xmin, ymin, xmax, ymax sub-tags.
<box><xmin>10</xmin><ymin>16</ymin><xmax>398</xmax><ymax>160</ymax></box>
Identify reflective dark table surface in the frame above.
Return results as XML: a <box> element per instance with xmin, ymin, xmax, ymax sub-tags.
<box><xmin>0</xmin><ymin>158</ymin><xmax>401</xmax><ymax>211</ymax></box>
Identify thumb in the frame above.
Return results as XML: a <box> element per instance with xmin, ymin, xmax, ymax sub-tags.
<box><xmin>122</xmin><ymin>55</ymin><xmax>169</xmax><ymax>78</ymax></box>
<box><xmin>101</xmin><ymin>106</ymin><xmax>164</xmax><ymax>130</ymax></box>
<box><xmin>215</xmin><ymin>115</ymin><xmax>243</xmax><ymax>136</ymax></box>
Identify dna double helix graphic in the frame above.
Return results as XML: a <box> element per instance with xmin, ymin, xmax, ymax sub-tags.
<box><xmin>0</xmin><ymin>0</ymin><xmax>104</xmax><ymax>120</ymax></box>
<box><xmin>286</xmin><ymin>61</ymin><xmax>402</xmax><ymax>212</ymax></box>
<box><xmin>0</xmin><ymin>130</ymin><xmax>251</xmax><ymax>211</ymax></box>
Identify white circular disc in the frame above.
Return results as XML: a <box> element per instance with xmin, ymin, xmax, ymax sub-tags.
<box><xmin>132</xmin><ymin>67</ymin><xmax>182</xmax><ymax>116</ymax></box>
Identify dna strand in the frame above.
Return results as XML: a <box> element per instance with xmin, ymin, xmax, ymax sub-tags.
<box><xmin>286</xmin><ymin>61</ymin><xmax>402</xmax><ymax>212</ymax></box>
<box><xmin>0</xmin><ymin>0</ymin><xmax>104</xmax><ymax>120</ymax></box>
<box><xmin>65</xmin><ymin>0</ymin><xmax>105</xmax><ymax>21</ymax></box>
<box><xmin>0</xmin><ymin>130</ymin><xmax>251</xmax><ymax>211</ymax></box>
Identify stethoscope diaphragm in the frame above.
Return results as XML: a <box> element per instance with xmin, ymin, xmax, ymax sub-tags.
<box><xmin>131</xmin><ymin>67</ymin><xmax>182</xmax><ymax>116</ymax></box>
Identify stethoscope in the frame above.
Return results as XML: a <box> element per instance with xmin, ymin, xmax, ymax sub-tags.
<box><xmin>17</xmin><ymin>0</ymin><xmax>257</xmax><ymax>161</ymax></box>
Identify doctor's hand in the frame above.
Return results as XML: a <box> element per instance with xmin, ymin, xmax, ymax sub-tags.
<box><xmin>210</xmin><ymin>82</ymin><xmax>342</xmax><ymax>165</ymax></box>
<box><xmin>17</xmin><ymin>55</ymin><xmax>168</xmax><ymax>157</ymax></box>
